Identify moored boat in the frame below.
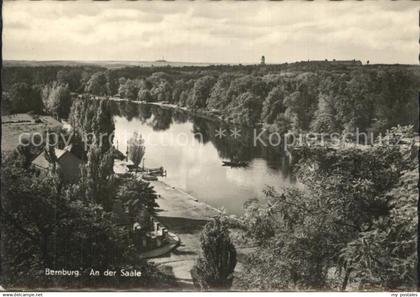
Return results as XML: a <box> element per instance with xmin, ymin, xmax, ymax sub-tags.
<box><xmin>222</xmin><ymin>160</ymin><xmax>249</xmax><ymax>167</ymax></box>
<box><xmin>142</xmin><ymin>174</ymin><xmax>158</xmax><ymax>181</ymax></box>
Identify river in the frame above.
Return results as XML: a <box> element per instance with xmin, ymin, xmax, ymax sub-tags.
<box><xmin>112</xmin><ymin>101</ymin><xmax>294</xmax><ymax>215</ymax></box>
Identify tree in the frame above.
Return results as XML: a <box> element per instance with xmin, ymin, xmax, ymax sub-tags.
<box><xmin>371</xmin><ymin>69</ymin><xmax>418</xmax><ymax>133</ymax></box>
<box><xmin>226</xmin><ymin>91</ymin><xmax>263</xmax><ymax>126</ymax></box>
<box><xmin>104</xmin><ymin>69</ymin><xmax>119</xmax><ymax>96</ymax></box>
<box><xmin>261</xmin><ymin>86</ymin><xmax>285</xmax><ymax>124</ymax></box>
<box><xmin>191</xmin><ymin>217</ymin><xmax>237</xmax><ymax>290</ymax></box>
<box><xmin>207</xmin><ymin>73</ymin><xmax>237</xmax><ymax>111</ymax></box>
<box><xmin>5</xmin><ymin>82</ymin><xmax>43</xmax><ymax>114</ymax></box>
<box><xmin>118</xmin><ymin>79</ymin><xmax>140</xmax><ymax>101</ymax></box>
<box><xmin>85</xmin><ymin>72</ymin><xmax>108</xmax><ymax>96</ymax></box>
<box><xmin>42</xmin><ymin>81</ymin><xmax>72</xmax><ymax>119</ymax></box>
<box><xmin>79</xmin><ymin>144</ymin><xmax>115</xmax><ymax>211</ymax></box>
<box><xmin>188</xmin><ymin>76</ymin><xmax>216</xmax><ymax>109</ymax></box>
<box><xmin>56</xmin><ymin>69</ymin><xmax>82</xmax><ymax>92</ymax></box>
<box><xmin>283</xmin><ymin>73</ymin><xmax>319</xmax><ymax>131</ymax></box>
<box><xmin>311</xmin><ymin>93</ymin><xmax>340</xmax><ymax>134</ymax></box>
<box><xmin>138</xmin><ymin>89</ymin><xmax>153</xmax><ymax>102</ymax></box>
<box><xmin>335</xmin><ymin>71</ymin><xmax>375</xmax><ymax>133</ymax></box>
<box><xmin>237</xmin><ymin>140</ymin><xmax>411</xmax><ymax>290</ymax></box>
<box><xmin>127</xmin><ymin>132</ymin><xmax>145</xmax><ymax>169</ymax></box>
<box><xmin>337</xmin><ymin>135</ymin><xmax>418</xmax><ymax>289</ymax></box>
<box><xmin>116</xmin><ymin>176</ymin><xmax>159</xmax><ymax>228</ymax></box>
<box><xmin>68</xmin><ymin>98</ymin><xmax>115</xmax><ymax>152</ymax></box>
<box><xmin>0</xmin><ymin>156</ymin><xmax>173</xmax><ymax>289</ymax></box>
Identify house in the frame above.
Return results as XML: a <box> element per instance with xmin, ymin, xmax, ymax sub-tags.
<box><xmin>32</xmin><ymin>146</ymin><xmax>83</xmax><ymax>183</ymax></box>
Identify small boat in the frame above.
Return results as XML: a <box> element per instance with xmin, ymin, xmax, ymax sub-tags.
<box><xmin>222</xmin><ymin>160</ymin><xmax>249</xmax><ymax>167</ymax></box>
<box><xmin>142</xmin><ymin>174</ymin><xmax>158</xmax><ymax>181</ymax></box>
<box><xmin>147</xmin><ymin>167</ymin><xmax>166</xmax><ymax>176</ymax></box>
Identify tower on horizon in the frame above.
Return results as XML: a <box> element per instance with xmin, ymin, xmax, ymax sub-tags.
<box><xmin>260</xmin><ymin>55</ymin><xmax>265</xmax><ymax>65</ymax></box>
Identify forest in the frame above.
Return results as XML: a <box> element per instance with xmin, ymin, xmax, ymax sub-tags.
<box><xmin>2</xmin><ymin>62</ymin><xmax>419</xmax><ymax>135</ymax></box>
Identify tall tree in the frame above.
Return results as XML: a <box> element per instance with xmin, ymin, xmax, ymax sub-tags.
<box><xmin>85</xmin><ymin>72</ymin><xmax>108</xmax><ymax>96</ymax></box>
<box><xmin>42</xmin><ymin>81</ymin><xmax>72</xmax><ymax>119</ymax></box>
<box><xmin>188</xmin><ymin>76</ymin><xmax>216</xmax><ymax>109</ymax></box>
<box><xmin>127</xmin><ymin>132</ymin><xmax>145</xmax><ymax>169</ymax></box>
<box><xmin>56</xmin><ymin>69</ymin><xmax>82</xmax><ymax>92</ymax></box>
<box><xmin>283</xmin><ymin>73</ymin><xmax>319</xmax><ymax>131</ymax></box>
<box><xmin>191</xmin><ymin>217</ymin><xmax>237</xmax><ymax>290</ymax></box>
<box><xmin>79</xmin><ymin>144</ymin><xmax>115</xmax><ymax>210</ymax></box>
<box><xmin>69</xmin><ymin>98</ymin><xmax>115</xmax><ymax>152</ymax></box>
<box><xmin>261</xmin><ymin>86</ymin><xmax>285</xmax><ymax>124</ymax></box>
<box><xmin>118</xmin><ymin>79</ymin><xmax>140</xmax><ymax>101</ymax></box>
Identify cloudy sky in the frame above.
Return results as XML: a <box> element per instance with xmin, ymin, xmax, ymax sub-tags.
<box><xmin>3</xmin><ymin>1</ymin><xmax>419</xmax><ymax>64</ymax></box>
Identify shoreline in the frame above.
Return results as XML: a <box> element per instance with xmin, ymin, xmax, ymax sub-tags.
<box><xmin>145</xmin><ymin>179</ymin><xmax>221</xmax><ymax>288</ymax></box>
<box><xmin>150</xmin><ymin>179</ymin><xmax>221</xmax><ymax>221</ymax></box>
<box><xmin>90</xmin><ymin>95</ymin><xmax>230</xmax><ymax>125</ymax></box>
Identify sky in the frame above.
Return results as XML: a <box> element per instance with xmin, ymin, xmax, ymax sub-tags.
<box><xmin>3</xmin><ymin>1</ymin><xmax>419</xmax><ymax>64</ymax></box>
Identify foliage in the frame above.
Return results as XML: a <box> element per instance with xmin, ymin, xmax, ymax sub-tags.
<box><xmin>188</xmin><ymin>75</ymin><xmax>216</xmax><ymax>109</ymax></box>
<box><xmin>3</xmin><ymin>64</ymin><xmax>418</xmax><ymax>134</ymax></box>
<box><xmin>338</xmin><ymin>152</ymin><xmax>418</xmax><ymax>289</ymax></box>
<box><xmin>4</xmin><ymin>82</ymin><xmax>43</xmax><ymax>114</ymax></box>
<box><xmin>56</xmin><ymin>69</ymin><xmax>83</xmax><ymax>92</ymax></box>
<box><xmin>226</xmin><ymin>91</ymin><xmax>264</xmax><ymax>126</ymax></box>
<box><xmin>1</xmin><ymin>156</ymin><xmax>174</xmax><ymax>289</ymax></box>
<box><xmin>191</xmin><ymin>217</ymin><xmax>237</xmax><ymax>290</ymax></box>
<box><xmin>118</xmin><ymin>79</ymin><xmax>141</xmax><ymax>100</ymax></box>
<box><xmin>42</xmin><ymin>81</ymin><xmax>72</xmax><ymax>119</ymax></box>
<box><xmin>68</xmin><ymin>98</ymin><xmax>115</xmax><ymax>152</ymax></box>
<box><xmin>261</xmin><ymin>86</ymin><xmax>285</xmax><ymax>124</ymax></box>
<box><xmin>1</xmin><ymin>157</ymin><xmax>126</xmax><ymax>287</ymax></box>
<box><xmin>85</xmin><ymin>72</ymin><xmax>108</xmax><ymax>96</ymax></box>
<box><xmin>236</xmin><ymin>141</ymin><xmax>416</xmax><ymax>290</ymax></box>
<box><xmin>116</xmin><ymin>177</ymin><xmax>159</xmax><ymax>214</ymax></box>
<box><xmin>138</xmin><ymin>89</ymin><xmax>154</xmax><ymax>102</ymax></box>
<box><xmin>284</xmin><ymin>75</ymin><xmax>319</xmax><ymax>131</ymax></box>
<box><xmin>127</xmin><ymin>132</ymin><xmax>146</xmax><ymax>168</ymax></box>
<box><xmin>79</xmin><ymin>144</ymin><xmax>115</xmax><ymax>211</ymax></box>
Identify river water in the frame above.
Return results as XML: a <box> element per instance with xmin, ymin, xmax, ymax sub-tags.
<box><xmin>112</xmin><ymin>101</ymin><xmax>294</xmax><ymax>215</ymax></box>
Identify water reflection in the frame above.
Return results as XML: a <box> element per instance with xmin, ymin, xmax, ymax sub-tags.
<box><xmin>112</xmin><ymin>101</ymin><xmax>294</xmax><ymax>214</ymax></box>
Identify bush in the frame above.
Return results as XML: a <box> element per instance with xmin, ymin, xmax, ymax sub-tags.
<box><xmin>191</xmin><ymin>217</ymin><xmax>237</xmax><ymax>290</ymax></box>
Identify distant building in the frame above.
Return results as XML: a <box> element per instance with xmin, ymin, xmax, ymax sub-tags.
<box><xmin>261</xmin><ymin>56</ymin><xmax>266</xmax><ymax>65</ymax></box>
<box><xmin>32</xmin><ymin>146</ymin><xmax>82</xmax><ymax>183</ymax></box>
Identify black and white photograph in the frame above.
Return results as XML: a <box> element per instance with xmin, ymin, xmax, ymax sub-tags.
<box><xmin>1</xmin><ymin>0</ymin><xmax>419</xmax><ymax>293</ymax></box>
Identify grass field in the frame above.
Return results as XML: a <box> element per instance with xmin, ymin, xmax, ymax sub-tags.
<box><xmin>1</xmin><ymin>113</ymin><xmax>62</xmax><ymax>153</ymax></box>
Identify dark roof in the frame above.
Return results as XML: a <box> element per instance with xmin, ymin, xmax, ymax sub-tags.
<box><xmin>32</xmin><ymin>148</ymin><xmax>75</xmax><ymax>169</ymax></box>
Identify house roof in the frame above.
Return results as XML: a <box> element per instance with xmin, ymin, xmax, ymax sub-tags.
<box><xmin>32</xmin><ymin>149</ymin><xmax>71</xmax><ymax>169</ymax></box>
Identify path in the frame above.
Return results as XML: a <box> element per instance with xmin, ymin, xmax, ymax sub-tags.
<box><xmin>147</xmin><ymin>181</ymin><xmax>220</xmax><ymax>289</ymax></box>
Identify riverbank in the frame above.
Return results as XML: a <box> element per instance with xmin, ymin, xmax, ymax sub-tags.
<box><xmin>90</xmin><ymin>95</ymin><xmax>229</xmax><ymax>125</ymax></box>
<box><xmin>146</xmin><ymin>180</ymin><xmax>220</xmax><ymax>288</ymax></box>
<box><xmin>147</xmin><ymin>180</ymin><xmax>254</xmax><ymax>290</ymax></box>
<box><xmin>151</xmin><ymin>180</ymin><xmax>220</xmax><ymax>220</ymax></box>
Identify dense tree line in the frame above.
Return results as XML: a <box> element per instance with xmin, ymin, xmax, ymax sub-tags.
<box><xmin>3</xmin><ymin>63</ymin><xmax>418</xmax><ymax>134</ymax></box>
<box><xmin>95</xmin><ymin>64</ymin><xmax>418</xmax><ymax>134</ymax></box>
